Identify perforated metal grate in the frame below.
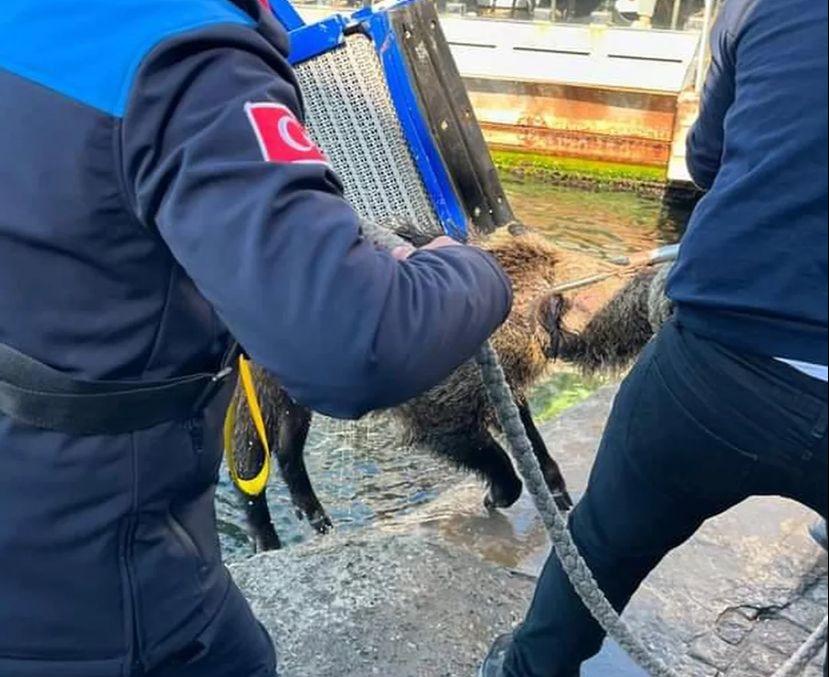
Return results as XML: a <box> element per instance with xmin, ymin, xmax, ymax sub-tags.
<box><xmin>295</xmin><ymin>34</ymin><xmax>442</xmax><ymax>238</ymax></box>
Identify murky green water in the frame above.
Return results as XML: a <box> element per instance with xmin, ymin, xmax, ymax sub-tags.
<box><xmin>217</xmin><ymin>180</ymin><xmax>686</xmax><ymax>560</ymax></box>
<box><xmin>504</xmin><ymin>180</ymin><xmax>683</xmax><ymax>262</ymax></box>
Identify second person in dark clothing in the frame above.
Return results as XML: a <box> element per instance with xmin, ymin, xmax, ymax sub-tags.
<box><xmin>480</xmin><ymin>0</ymin><xmax>828</xmax><ymax>673</ymax></box>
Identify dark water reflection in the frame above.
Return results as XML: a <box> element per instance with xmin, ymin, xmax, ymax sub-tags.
<box><xmin>217</xmin><ymin>181</ymin><xmax>686</xmax><ymax>561</ymax></box>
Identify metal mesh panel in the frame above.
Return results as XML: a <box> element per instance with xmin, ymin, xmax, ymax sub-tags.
<box><xmin>295</xmin><ymin>34</ymin><xmax>442</xmax><ymax>237</ymax></box>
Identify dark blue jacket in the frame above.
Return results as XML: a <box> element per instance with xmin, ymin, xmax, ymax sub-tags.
<box><xmin>0</xmin><ymin>1</ymin><xmax>510</xmax><ymax>674</ymax></box>
<box><xmin>668</xmin><ymin>0</ymin><xmax>828</xmax><ymax>364</ymax></box>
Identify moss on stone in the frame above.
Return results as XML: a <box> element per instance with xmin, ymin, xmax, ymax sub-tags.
<box><xmin>529</xmin><ymin>371</ymin><xmax>609</xmax><ymax>423</ymax></box>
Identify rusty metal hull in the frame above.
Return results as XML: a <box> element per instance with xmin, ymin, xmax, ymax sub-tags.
<box><xmin>295</xmin><ymin>4</ymin><xmax>701</xmax><ymax>170</ymax></box>
<box><xmin>465</xmin><ymin>77</ymin><xmax>677</xmax><ymax>165</ymax></box>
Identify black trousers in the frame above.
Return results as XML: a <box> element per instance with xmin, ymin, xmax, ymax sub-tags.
<box><xmin>504</xmin><ymin>319</ymin><xmax>828</xmax><ymax>676</ymax></box>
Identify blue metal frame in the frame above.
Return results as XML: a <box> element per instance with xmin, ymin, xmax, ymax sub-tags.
<box><xmin>266</xmin><ymin>0</ymin><xmax>305</xmax><ymax>31</ymax></box>
<box><xmin>287</xmin><ymin>14</ymin><xmax>349</xmax><ymax>65</ymax></box>
<box><xmin>267</xmin><ymin>0</ymin><xmax>468</xmax><ymax>239</ymax></box>
<box><xmin>358</xmin><ymin>7</ymin><xmax>467</xmax><ymax>238</ymax></box>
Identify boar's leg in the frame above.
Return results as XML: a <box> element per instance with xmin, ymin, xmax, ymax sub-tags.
<box><xmin>244</xmin><ymin>491</ymin><xmax>281</xmax><ymax>553</ymax></box>
<box><xmin>272</xmin><ymin>400</ymin><xmax>333</xmax><ymax>535</ymax></box>
<box><xmin>232</xmin><ymin>389</ymin><xmax>282</xmax><ymax>552</ymax></box>
<box><xmin>427</xmin><ymin>429</ymin><xmax>524</xmax><ymax>509</ymax></box>
<box><xmin>559</xmin><ymin>270</ymin><xmax>658</xmax><ymax>374</ymax></box>
<box><xmin>517</xmin><ymin>399</ymin><xmax>573</xmax><ymax>511</ymax></box>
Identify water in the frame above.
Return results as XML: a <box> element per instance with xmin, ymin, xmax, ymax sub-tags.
<box><xmin>216</xmin><ymin>416</ymin><xmax>467</xmax><ymax>559</ymax></box>
<box><xmin>504</xmin><ymin>181</ymin><xmax>683</xmax><ymax>263</ymax></box>
<box><xmin>217</xmin><ymin>180</ymin><xmax>686</xmax><ymax>561</ymax></box>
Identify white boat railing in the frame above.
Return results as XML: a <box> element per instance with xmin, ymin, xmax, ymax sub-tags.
<box><xmin>694</xmin><ymin>0</ymin><xmax>715</xmax><ymax>92</ymax></box>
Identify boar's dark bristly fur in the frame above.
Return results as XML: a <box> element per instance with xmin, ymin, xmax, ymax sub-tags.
<box><xmin>230</xmin><ymin>228</ymin><xmax>574</xmax><ymax>551</ymax></box>
<box><xmin>230</xmin><ymin>224</ymin><xmax>670</xmax><ymax>552</ymax></box>
<box><xmin>558</xmin><ymin>268</ymin><xmax>661</xmax><ymax>375</ymax></box>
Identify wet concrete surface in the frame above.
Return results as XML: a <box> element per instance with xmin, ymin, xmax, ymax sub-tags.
<box><xmin>232</xmin><ymin>531</ymin><xmax>534</xmax><ymax>677</ymax></box>
<box><xmin>232</xmin><ymin>386</ymin><xmax>827</xmax><ymax>676</ymax></box>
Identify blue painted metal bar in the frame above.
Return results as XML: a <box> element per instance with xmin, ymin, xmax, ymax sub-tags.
<box><xmin>356</xmin><ymin>5</ymin><xmax>467</xmax><ymax>238</ymax></box>
<box><xmin>267</xmin><ymin>0</ymin><xmax>306</xmax><ymax>31</ymax></box>
<box><xmin>270</xmin><ymin>0</ymin><xmax>467</xmax><ymax>238</ymax></box>
<box><xmin>287</xmin><ymin>14</ymin><xmax>349</xmax><ymax>65</ymax></box>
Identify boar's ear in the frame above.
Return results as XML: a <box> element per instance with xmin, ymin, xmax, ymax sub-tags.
<box><xmin>537</xmin><ymin>292</ymin><xmax>568</xmax><ymax>335</ymax></box>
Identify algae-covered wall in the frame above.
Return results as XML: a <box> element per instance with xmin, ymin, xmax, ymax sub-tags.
<box><xmin>492</xmin><ymin>149</ymin><xmax>668</xmax><ymax>194</ymax></box>
<box><xmin>466</xmin><ymin>79</ymin><xmax>678</xmax><ymax>168</ymax></box>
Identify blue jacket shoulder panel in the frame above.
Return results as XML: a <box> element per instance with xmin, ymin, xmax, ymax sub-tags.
<box><xmin>0</xmin><ymin>0</ymin><xmax>254</xmax><ymax>116</ymax></box>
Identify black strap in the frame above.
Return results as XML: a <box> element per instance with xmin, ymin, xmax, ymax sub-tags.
<box><xmin>0</xmin><ymin>342</ymin><xmax>238</xmax><ymax>435</ymax></box>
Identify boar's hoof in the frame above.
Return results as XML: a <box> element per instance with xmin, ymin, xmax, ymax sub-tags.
<box><xmin>253</xmin><ymin>525</ymin><xmax>281</xmax><ymax>553</ymax></box>
<box><xmin>484</xmin><ymin>476</ymin><xmax>523</xmax><ymax>510</ymax></box>
<box><xmin>309</xmin><ymin>509</ymin><xmax>334</xmax><ymax>535</ymax></box>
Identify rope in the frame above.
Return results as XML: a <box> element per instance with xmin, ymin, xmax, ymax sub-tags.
<box><xmin>771</xmin><ymin>616</ymin><xmax>828</xmax><ymax>677</ymax></box>
<box><xmin>365</xmin><ymin>219</ymin><xmax>827</xmax><ymax>675</ymax></box>
<box><xmin>475</xmin><ymin>342</ymin><xmax>677</xmax><ymax>677</ymax></box>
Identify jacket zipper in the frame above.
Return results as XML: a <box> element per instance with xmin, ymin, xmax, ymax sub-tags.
<box><xmin>123</xmin><ymin>432</ymin><xmax>144</xmax><ymax>677</ymax></box>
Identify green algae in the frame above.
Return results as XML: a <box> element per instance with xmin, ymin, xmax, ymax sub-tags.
<box><xmin>492</xmin><ymin>149</ymin><xmax>668</xmax><ymax>185</ymax></box>
<box><xmin>529</xmin><ymin>371</ymin><xmax>610</xmax><ymax>423</ymax></box>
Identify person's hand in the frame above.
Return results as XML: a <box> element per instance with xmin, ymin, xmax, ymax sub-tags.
<box><xmin>391</xmin><ymin>235</ymin><xmax>461</xmax><ymax>261</ymax></box>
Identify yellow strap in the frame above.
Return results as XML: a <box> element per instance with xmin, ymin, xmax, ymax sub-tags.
<box><xmin>223</xmin><ymin>356</ymin><xmax>271</xmax><ymax>497</ymax></box>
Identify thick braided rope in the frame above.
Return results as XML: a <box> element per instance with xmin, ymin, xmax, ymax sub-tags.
<box><xmin>475</xmin><ymin>343</ymin><xmax>677</xmax><ymax>677</ymax></box>
<box><xmin>366</xmin><ymin>220</ymin><xmax>826</xmax><ymax>675</ymax></box>
<box><xmin>359</xmin><ymin>217</ymin><xmax>412</xmax><ymax>250</ymax></box>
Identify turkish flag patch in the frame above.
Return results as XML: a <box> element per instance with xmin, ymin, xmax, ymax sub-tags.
<box><xmin>244</xmin><ymin>102</ymin><xmax>329</xmax><ymax>166</ymax></box>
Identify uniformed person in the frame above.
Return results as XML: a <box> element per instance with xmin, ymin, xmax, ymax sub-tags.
<box><xmin>0</xmin><ymin>1</ymin><xmax>512</xmax><ymax>675</ymax></box>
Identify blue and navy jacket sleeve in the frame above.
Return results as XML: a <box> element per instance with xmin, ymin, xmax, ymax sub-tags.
<box><xmin>120</xmin><ymin>10</ymin><xmax>512</xmax><ymax>419</ymax></box>
<box><xmin>685</xmin><ymin>1</ymin><xmax>742</xmax><ymax>189</ymax></box>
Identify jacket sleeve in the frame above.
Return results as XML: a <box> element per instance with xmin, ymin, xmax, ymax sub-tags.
<box><xmin>120</xmin><ymin>25</ymin><xmax>512</xmax><ymax>419</ymax></box>
<box><xmin>686</xmin><ymin>6</ymin><xmax>738</xmax><ymax>190</ymax></box>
